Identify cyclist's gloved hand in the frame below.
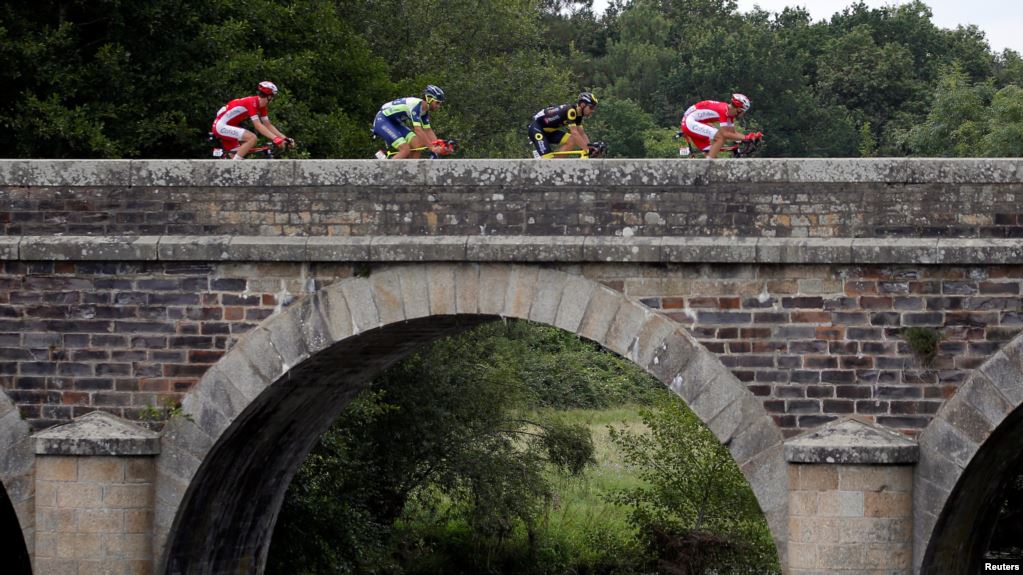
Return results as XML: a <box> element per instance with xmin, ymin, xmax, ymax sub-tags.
<box><xmin>428</xmin><ymin>139</ymin><xmax>451</xmax><ymax>156</ymax></box>
<box><xmin>272</xmin><ymin>136</ymin><xmax>286</xmax><ymax>147</ymax></box>
<box><xmin>743</xmin><ymin>132</ymin><xmax>763</xmax><ymax>141</ymax></box>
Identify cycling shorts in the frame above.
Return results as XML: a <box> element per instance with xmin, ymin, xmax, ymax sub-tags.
<box><xmin>681</xmin><ymin>115</ymin><xmax>719</xmax><ymax>152</ymax></box>
<box><xmin>528</xmin><ymin>122</ymin><xmax>570</xmax><ymax>159</ymax></box>
<box><xmin>212</xmin><ymin>121</ymin><xmax>250</xmax><ymax>152</ymax></box>
<box><xmin>373</xmin><ymin>112</ymin><xmax>415</xmax><ymax>149</ymax></box>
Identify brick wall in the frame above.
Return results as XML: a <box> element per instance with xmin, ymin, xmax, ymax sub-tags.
<box><xmin>0</xmin><ymin>260</ymin><xmax>356</xmax><ymax>430</ymax></box>
<box><xmin>592</xmin><ymin>262</ymin><xmax>1023</xmax><ymax>437</ymax></box>
<box><xmin>2</xmin><ymin>259</ymin><xmax>1020</xmax><ymax>434</ymax></box>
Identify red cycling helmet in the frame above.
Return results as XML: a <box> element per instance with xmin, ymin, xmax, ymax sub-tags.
<box><xmin>730</xmin><ymin>93</ymin><xmax>751</xmax><ymax>112</ymax></box>
<box><xmin>257</xmin><ymin>81</ymin><xmax>278</xmax><ymax>97</ymax></box>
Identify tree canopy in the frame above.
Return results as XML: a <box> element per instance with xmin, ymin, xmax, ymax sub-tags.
<box><xmin>2</xmin><ymin>0</ymin><xmax>1019</xmax><ymax>158</ymax></box>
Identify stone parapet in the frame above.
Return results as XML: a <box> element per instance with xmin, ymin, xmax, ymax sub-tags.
<box><xmin>3</xmin><ymin>159</ymin><xmax>1023</xmax><ymax>238</ymax></box>
<box><xmin>1</xmin><ymin>158</ymin><xmax>1021</xmax><ymax>188</ymax></box>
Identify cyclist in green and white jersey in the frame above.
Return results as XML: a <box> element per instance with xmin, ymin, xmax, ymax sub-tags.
<box><xmin>372</xmin><ymin>85</ymin><xmax>445</xmax><ymax>159</ymax></box>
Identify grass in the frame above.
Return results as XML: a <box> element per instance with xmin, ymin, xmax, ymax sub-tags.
<box><xmin>397</xmin><ymin>404</ymin><xmax>654</xmax><ymax>574</ymax></box>
<box><xmin>532</xmin><ymin>405</ymin><xmax>652</xmax><ymax>571</ymax></box>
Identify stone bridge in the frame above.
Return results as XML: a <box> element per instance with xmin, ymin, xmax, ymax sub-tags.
<box><xmin>2</xmin><ymin>158</ymin><xmax>1023</xmax><ymax>574</ymax></box>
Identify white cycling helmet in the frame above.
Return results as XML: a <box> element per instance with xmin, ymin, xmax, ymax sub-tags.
<box><xmin>730</xmin><ymin>93</ymin><xmax>751</xmax><ymax>112</ymax></box>
<box><xmin>257</xmin><ymin>81</ymin><xmax>279</xmax><ymax>97</ymax></box>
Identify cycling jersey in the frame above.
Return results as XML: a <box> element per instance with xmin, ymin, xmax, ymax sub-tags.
<box><xmin>373</xmin><ymin>97</ymin><xmax>432</xmax><ymax>149</ymax></box>
<box><xmin>681</xmin><ymin>100</ymin><xmax>735</xmax><ymax>151</ymax></box>
<box><xmin>531</xmin><ymin>104</ymin><xmax>582</xmax><ymax>132</ymax></box>
<box><xmin>528</xmin><ymin>104</ymin><xmax>583</xmax><ymax>158</ymax></box>
<box><xmin>212</xmin><ymin>96</ymin><xmax>269</xmax><ymax>150</ymax></box>
<box><xmin>379</xmin><ymin>97</ymin><xmax>432</xmax><ymax>129</ymax></box>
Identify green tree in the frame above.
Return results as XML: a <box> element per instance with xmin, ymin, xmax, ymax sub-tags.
<box><xmin>585</xmin><ymin>97</ymin><xmax>656</xmax><ymax>158</ymax></box>
<box><xmin>0</xmin><ymin>0</ymin><xmax>394</xmax><ymax>158</ymax></box>
<box><xmin>269</xmin><ymin>320</ymin><xmax>669</xmax><ymax>574</ymax></box>
<box><xmin>608</xmin><ymin>394</ymin><xmax>779</xmax><ymax>573</ymax></box>
<box><xmin>900</xmin><ymin>64</ymin><xmax>995</xmax><ymax>156</ymax></box>
<box><xmin>341</xmin><ymin>0</ymin><xmax>576</xmax><ymax>158</ymax></box>
<box><xmin>979</xmin><ymin>85</ymin><xmax>1023</xmax><ymax>157</ymax></box>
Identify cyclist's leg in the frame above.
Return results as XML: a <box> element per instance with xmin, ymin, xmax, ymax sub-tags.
<box><xmin>683</xmin><ymin>116</ymin><xmax>717</xmax><ymax>157</ymax></box>
<box><xmin>554</xmin><ymin>130</ymin><xmax>576</xmax><ymax>153</ymax></box>
<box><xmin>374</xmin><ymin>114</ymin><xmax>414</xmax><ymax>159</ymax></box>
<box><xmin>216</xmin><ymin>135</ymin><xmax>240</xmax><ymax>157</ymax></box>
<box><xmin>529</xmin><ymin>124</ymin><xmax>554</xmax><ymax>159</ymax></box>
<box><xmin>214</xmin><ymin>122</ymin><xmax>251</xmax><ymax>158</ymax></box>
<box><xmin>407</xmin><ymin>131</ymin><xmax>430</xmax><ymax>159</ymax></box>
<box><xmin>233</xmin><ymin>131</ymin><xmax>258</xmax><ymax>159</ymax></box>
<box><xmin>682</xmin><ymin>131</ymin><xmax>711</xmax><ymax>155</ymax></box>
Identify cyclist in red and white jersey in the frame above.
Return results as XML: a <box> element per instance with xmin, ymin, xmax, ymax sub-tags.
<box><xmin>212</xmin><ymin>81</ymin><xmax>293</xmax><ymax>159</ymax></box>
<box><xmin>680</xmin><ymin>93</ymin><xmax>760</xmax><ymax>158</ymax></box>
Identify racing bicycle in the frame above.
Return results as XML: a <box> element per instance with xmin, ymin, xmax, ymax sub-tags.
<box><xmin>209</xmin><ymin>133</ymin><xmax>294</xmax><ymax>159</ymax></box>
<box><xmin>674</xmin><ymin>131</ymin><xmax>762</xmax><ymax>158</ymax></box>
<box><xmin>374</xmin><ymin>139</ymin><xmax>459</xmax><ymax>159</ymax></box>
<box><xmin>540</xmin><ymin>141</ymin><xmax>609</xmax><ymax>159</ymax></box>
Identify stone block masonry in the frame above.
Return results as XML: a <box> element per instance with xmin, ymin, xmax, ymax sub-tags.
<box><xmin>786</xmin><ymin>418</ymin><xmax>918</xmax><ymax>574</ymax></box>
<box><xmin>32</xmin><ymin>412</ymin><xmax>159</xmax><ymax>575</ymax></box>
<box><xmin>2</xmin><ymin>159</ymin><xmax>1023</xmax><ymax>239</ymax></box>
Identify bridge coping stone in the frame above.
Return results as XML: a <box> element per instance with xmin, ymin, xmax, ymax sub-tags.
<box><xmin>33</xmin><ymin>412</ymin><xmax>160</xmax><ymax>456</ymax></box>
<box><xmin>6</xmin><ymin>235</ymin><xmax>1023</xmax><ymax>264</ymax></box>
<box><xmin>2</xmin><ymin>158</ymin><xmax>1022</xmax><ymax>187</ymax></box>
<box><xmin>784</xmin><ymin>417</ymin><xmax>919</xmax><ymax>464</ymax></box>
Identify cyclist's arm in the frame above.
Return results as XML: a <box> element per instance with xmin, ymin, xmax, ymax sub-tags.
<box><xmin>410</xmin><ymin>125</ymin><xmax>436</xmax><ymax>149</ymax></box>
<box><xmin>716</xmin><ymin>125</ymin><xmax>744</xmax><ymax>142</ymax></box>
<box><xmin>567</xmin><ymin>124</ymin><xmax>590</xmax><ymax>150</ymax></box>
<box><xmin>261</xmin><ymin>118</ymin><xmax>287</xmax><ymax>140</ymax></box>
<box><xmin>250</xmin><ymin>117</ymin><xmax>279</xmax><ymax>141</ymax></box>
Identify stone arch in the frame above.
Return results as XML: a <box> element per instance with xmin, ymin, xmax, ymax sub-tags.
<box><xmin>155</xmin><ymin>263</ymin><xmax>787</xmax><ymax>574</ymax></box>
<box><xmin>915</xmin><ymin>333</ymin><xmax>1023</xmax><ymax>573</ymax></box>
<box><xmin>0</xmin><ymin>391</ymin><xmax>35</xmax><ymax>574</ymax></box>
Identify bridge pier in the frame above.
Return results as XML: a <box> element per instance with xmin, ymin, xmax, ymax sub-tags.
<box><xmin>32</xmin><ymin>412</ymin><xmax>160</xmax><ymax>575</ymax></box>
<box><xmin>785</xmin><ymin>418</ymin><xmax>919</xmax><ymax>574</ymax></box>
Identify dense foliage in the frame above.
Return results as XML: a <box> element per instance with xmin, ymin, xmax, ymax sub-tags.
<box><xmin>608</xmin><ymin>394</ymin><xmax>778</xmax><ymax>573</ymax></box>
<box><xmin>266</xmin><ymin>321</ymin><xmax>666</xmax><ymax>574</ymax></box>
<box><xmin>3</xmin><ymin>0</ymin><xmax>1020</xmax><ymax>158</ymax></box>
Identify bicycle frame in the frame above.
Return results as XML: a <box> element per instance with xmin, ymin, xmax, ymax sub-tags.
<box><xmin>383</xmin><ymin>145</ymin><xmax>429</xmax><ymax>159</ymax></box>
<box><xmin>675</xmin><ymin>128</ymin><xmax>761</xmax><ymax>158</ymax></box>
<box><xmin>376</xmin><ymin>139</ymin><xmax>458</xmax><ymax>159</ymax></box>
<box><xmin>213</xmin><ymin>144</ymin><xmax>276</xmax><ymax>159</ymax></box>
<box><xmin>541</xmin><ymin>148</ymin><xmax>591</xmax><ymax>159</ymax></box>
<box><xmin>540</xmin><ymin>141</ymin><xmax>607</xmax><ymax>159</ymax></box>
<box><xmin>679</xmin><ymin>138</ymin><xmax>761</xmax><ymax>158</ymax></box>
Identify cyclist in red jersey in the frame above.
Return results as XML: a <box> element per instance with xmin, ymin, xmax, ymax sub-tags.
<box><xmin>212</xmin><ymin>81</ymin><xmax>293</xmax><ymax>159</ymax></box>
<box><xmin>679</xmin><ymin>93</ymin><xmax>759</xmax><ymax>158</ymax></box>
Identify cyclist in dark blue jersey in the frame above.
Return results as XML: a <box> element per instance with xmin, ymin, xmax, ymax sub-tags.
<box><xmin>528</xmin><ymin>92</ymin><xmax>598</xmax><ymax>159</ymax></box>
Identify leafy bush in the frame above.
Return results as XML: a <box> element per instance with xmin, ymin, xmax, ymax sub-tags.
<box><xmin>607</xmin><ymin>394</ymin><xmax>780</xmax><ymax>574</ymax></box>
